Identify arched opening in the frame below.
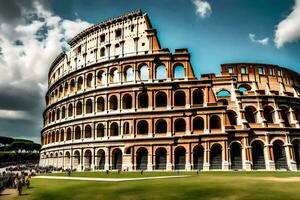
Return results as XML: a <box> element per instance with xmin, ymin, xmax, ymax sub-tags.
<box><xmin>155</xmin><ymin>92</ymin><xmax>167</xmax><ymax>107</ymax></box>
<box><xmin>76</xmin><ymin>101</ymin><xmax>83</xmax><ymax>115</ymax></box>
<box><xmin>73</xmin><ymin>151</ymin><xmax>80</xmax><ymax>168</ymax></box>
<box><xmin>109</xmin><ymin>95</ymin><xmax>118</xmax><ymax>110</ymax></box>
<box><xmin>96</xmin><ymin>123</ymin><xmax>105</xmax><ymax>137</ymax></box>
<box><xmin>174</xmin><ymin>118</ymin><xmax>186</xmax><ymax>132</ymax></box>
<box><xmin>174</xmin><ymin>64</ymin><xmax>185</xmax><ymax>79</ymax></box>
<box><xmin>273</xmin><ymin>140</ymin><xmax>288</xmax><ymax>170</ymax></box>
<box><xmin>70</xmin><ymin>79</ymin><xmax>75</xmax><ymax>93</ymax></box>
<box><xmin>230</xmin><ymin>142</ymin><xmax>242</xmax><ymax>170</ymax></box>
<box><xmin>96</xmin><ymin>149</ymin><xmax>105</xmax><ymax>170</ymax></box>
<box><xmin>77</xmin><ymin>77</ymin><xmax>83</xmax><ymax>91</ymax></box>
<box><xmin>125</xmin><ymin>67</ymin><xmax>134</xmax><ymax>82</ymax></box>
<box><xmin>112</xmin><ymin>149</ymin><xmax>122</xmax><ymax>170</ymax></box>
<box><xmin>52</xmin><ymin>110</ymin><xmax>55</xmax><ymax>122</ymax></box>
<box><xmin>156</xmin><ymin>64</ymin><xmax>167</xmax><ymax>80</ymax></box>
<box><xmin>74</xmin><ymin>126</ymin><xmax>81</xmax><ymax>140</ymax></box>
<box><xmin>175</xmin><ymin>147</ymin><xmax>186</xmax><ymax>170</ymax></box>
<box><xmin>84</xmin><ymin>150</ymin><xmax>92</xmax><ymax>169</ymax></box>
<box><xmin>51</xmin><ymin>132</ymin><xmax>55</xmax><ymax>143</ymax></box>
<box><xmin>110</xmin><ymin>122</ymin><xmax>119</xmax><ymax>136</ymax></box>
<box><xmin>193</xmin><ymin>89</ymin><xmax>204</xmax><ymax>105</ymax></box>
<box><xmin>139</xmin><ymin>64</ymin><xmax>149</xmax><ymax>81</ymax></box>
<box><xmin>84</xmin><ymin>125</ymin><xmax>92</xmax><ymax>138</ymax></box>
<box><xmin>210</xmin><ymin>115</ymin><xmax>221</xmax><ymax>129</ymax></box>
<box><xmin>238</xmin><ymin>84</ymin><xmax>251</xmax><ymax>94</ymax></box>
<box><xmin>251</xmin><ymin>140</ymin><xmax>265</xmax><ymax>170</ymax></box>
<box><xmin>100</xmin><ymin>47</ymin><xmax>105</xmax><ymax>57</ymax></box>
<box><xmin>263</xmin><ymin>106</ymin><xmax>274</xmax><ymax>123</ymax></box>
<box><xmin>245</xmin><ymin>106</ymin><xmax>256</xmax><ymax>123</ymax></box>
<box><xmin>155</xmin><ymin>120</ymin><xmax>167</xmax><ymax>134</ymax></box>
<box><xmin>49</xmin><ymin>112</ymin><xmax>52</xmax><ymax>123</ymax></box>
<box><xmin>193</xmin><ymin>145</ymin><xmax>204</xmax><ymax>170</ymax></box>
<box><xmin>64</xmin><ymin>82</ymin><xmax>69</xmax><ymax>96</ymax></box>
<box><xmin>122</xmin><ymin>94</ymin><xmax>132</xmax><ymax>109</ymax></box>
<box><xmin>219</xmin><ymin>99</ymin><xmax>229</xmax><ymax>106</ymax></box>
<box><xmin>65</xmin><ymin>152</ymin><xmax>71</xmax><ymax>168</ymax></box>
<box><xmin>68</xmin><ymin>104</ymin><xmax>73</xmax><ymax>117</ymax></box>
<box><xmin>110</xmin><ymin>68</ymin><xmax>119</xmax><ymax>83</ymax></box>
<box><xmin>97</xmin><ymin>71</ymin><xmax>106</xmax><ymax>85</ymax></box>
<box><xmin>174</xmin><ymin>91</ymin><xmax>186</xmax><ymax>106</ymax></box>
<box><xmin>97</xmin><ymin>97</ymin><xmax>105</xmax><ymax>112</ymax></box>
<box><xmin>136</xmin><ymin>148</ymin><xmax>148</xmax><ymax>170</ymax></box>
<box><xmin>292</xmin><ymin>140</ymin><xmax>300</xmax><ymax>170</ymax></box>
<box><xmin>56</xmin><ymin>108</ymin><xmax>60</xmax><ymax>120</ymax></box>
<box><xmin>210</xmin><ymin>144</ymin><xmax>222</xmax><ymax>170</ymax></box>
<box><xmin>138</xmin><ymin>92</ymin><xmax>148</xmax><ymax>108</ymax></box>
<box><xmin>59</xmin><ymin>85</ymin><xmax>63</xmax><ymax>98</ymax></box>
<box><xmin>62</xmin><ymin>106</ymin><xmax>66</xmax><ymax>119</ymax></box>
<box><xmin>227</xmin><ymin>111</ymin><xmax>237</xmax><ymax>125</ymax></box>
<box><xmin>86</xmin><ymin>73</ymin><xmax>93</xmax><ymax>88</ymax></box>
<box><xmin>193</xmin><ymin>117</ymin><xmax>204</xmax><ymax>130</ymax></box>
<box><xmin>294</xmin><ymin>108</ymin><xmax>300</xmax><ymax>122</ymax></box>
<box><xmin>280</xmin><ymin>107</ymin><xmax>290</xmax><ymax>126</ymax></box>
<box><xmin>217</xmin><ymin>90</ymin><xmax>231</xmax><ymax>97</ymax></box>
<box><xmin>123</xmin><ymin>122</ymin><xmax>130</xmax><ymax>134</ymax></box>
<box><xmin>60</xmin><ymin>129</ymin><xmax>64</xmax><ymax>142</ymax></box>
<box><xmin>86</xmin><ymin>99</ymin><xmax>93</xmax><ymax>114</ymax></box>
<box><xmin>155</xmin><ymin>148</ymin><xmax>167</xmax><ymax>170</ymax></box>
<box><xmin>66</xmin><ymin>128</ymin><xmax>72</xmax><ymax>140</ymax></box>
<box><xmin>137</xmin><ymin>120</ymin><xmax>148</xmax><ymax>135</ymax></box>
<box><xmin>55</xmin><ymin>131</ymin><xmax>59</xmax><ymax>142</ymax></box>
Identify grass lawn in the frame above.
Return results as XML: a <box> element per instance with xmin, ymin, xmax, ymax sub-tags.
<box><xmin>7</xmin><ymin>171</ymin><xmax>300</xmax><ymax>200</ymax></box>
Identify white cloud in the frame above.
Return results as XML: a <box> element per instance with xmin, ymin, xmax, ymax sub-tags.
<box><xmin>192</xmin><ymin>0</ymin><xmax>212</xmax><ymax>18</ymax></box>
<box><xmin>249</xmin><ymin>33</ymin><xmax>269</xmax><ymax>46</ymax></box>
<box><xmin>0</xmin><ymin>109</ymin><xmax>32</xmax><ymax>120</ymax></box>
<box><xmin>274</xmin><ymin>0</ymin><xmax>300</xmax><ymax>48</ymax></box>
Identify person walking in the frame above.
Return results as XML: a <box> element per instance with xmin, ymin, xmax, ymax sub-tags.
<box><xmin>16</xmin><ymin>178</ymin><xmax>22</xmax><ymax>196</ymax></box>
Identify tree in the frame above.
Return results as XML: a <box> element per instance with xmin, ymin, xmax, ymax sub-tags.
<box><xmin>0</xmin><ymin>136</ymin><xmax>15</xmax><ymax>146</ymax></box>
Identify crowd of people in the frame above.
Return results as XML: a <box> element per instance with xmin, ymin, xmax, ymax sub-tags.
<box><xmin>0</xmin><ymin>171</ymin><xmax>32</xmax><ymax>196</ymax></box>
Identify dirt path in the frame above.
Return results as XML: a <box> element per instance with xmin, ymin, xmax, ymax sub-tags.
<box><xmin>0</xmin><ymin>189</ymin><xmax>18</xmax><ymax>200</ymax></box>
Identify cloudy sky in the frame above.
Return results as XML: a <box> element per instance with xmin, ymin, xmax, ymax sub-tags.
<box><xmin>0</xmin><ymin>0</ymin><xmax>299</xmax><ymax>142</ymax></box>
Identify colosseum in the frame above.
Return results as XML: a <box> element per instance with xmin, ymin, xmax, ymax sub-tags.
<box><xmin>39</xmin><ymin>10</ymin><xmax>300</xmax><ymax>171</ymax></box>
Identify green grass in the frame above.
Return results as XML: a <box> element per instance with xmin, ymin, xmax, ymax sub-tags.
<box><xmin>10</xmin><ymin>171</ymin><xmax>300</xmax><ymax>200</ymax></box>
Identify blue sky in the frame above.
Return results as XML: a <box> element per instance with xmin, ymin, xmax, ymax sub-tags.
<box><xmin>50</xmin><ymin>0</ymin><xmax>299</xmax><ymax>78</ymax></box>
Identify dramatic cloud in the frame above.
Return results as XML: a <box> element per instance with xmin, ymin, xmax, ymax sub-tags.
<box><xmin>192</xmin><ymin>0</ymin><xmax>212</xmax><ymax>18</ymax></box>
<box><xmin>274</xmin><ymin>0</ymin><xmax>300</xmax><ymax>48</ymax></box>
<box><xmin>249</xmin><ymin>33</ymin><xmax>269</xmax><ymax>46</ymax></box>
<box><xmin>0</xmin><ymin>1</ymin><xmax>91</xmax><ymax>142</ymax></box>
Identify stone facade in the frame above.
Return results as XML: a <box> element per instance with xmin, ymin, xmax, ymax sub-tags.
<box><xmin>39</xmin><ymin>10</ymin><xmax>300</xmax><ymax>171</ymax></box>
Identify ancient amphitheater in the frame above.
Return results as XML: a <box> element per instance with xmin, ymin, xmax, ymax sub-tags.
<box><xmin>39</xmin><ymin>10</ymin><xmax>300</xmax><ymax>171</ymax></box>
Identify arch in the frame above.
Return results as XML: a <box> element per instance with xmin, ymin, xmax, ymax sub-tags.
<box><xmin>263</xmin><ymin>106</ymin><xmax>274</xmax><ymax>123</ymax></box>
<box><xmin>238</xmin><ymin>84</ymin><xmax>251</xmax><ymax>93</ymax></box>
<box><xmin>49</xmin><ymin>112</ymin><xmax>52</xmax><ymax>123</ymax></box>
<box><xmin>84</xmin><ymin>125</ymin><xmax>92</xmax><ymax>138</ymax></box>
<box><xmin>155</xmin><ymin>148</ymin><xmax>167</xmax><ymax>170</ymax></box>
<box><xmin>155</xmin><ymin>119</ymin><xmax>167</xmax><ymax>134</ymax></box>
<box><xmin>125</xmin><ymin>67</ymin><xmax>134</xmax><ymax>82</ymax></box>
<box><xmin>174</xmin><ymin>91</ymin><xmax>186</xmax><ymax>106</ymax></box>
<box><xmin>56</xmin><ymin>108</ymin><xmax>60</xmax><ymax>120</ymax></box>
<box><xmin>155</xmin><ymin>92</ymin><xmax>167</xmax><ymax>107</ymax></box>
<box><xmin>193</xmin><ymin>89</ymin><xmax>204</xmax><ymax>105</ymax></box>
<box><xmin>217</xmin><ymin>89</ymin><xmax>231</xmax><ymax>97</ymax></box>
<box><xmin>219</xmin><ymin>99</ymin><xmax>229</xmax><ymax>106</ymax></box>
<box><xmin>136</xmin><ymin>148</ymin><xmax>148</xmax><ymax>170</ymax></box>
<box><xmin>84</xmin><ymin>150</ymin><xmax>92</xmax><ymax>169</ymax></box>
<box><xmin>96</xmin><ymin>149</ymin><xmax>105</xmax><ymax>170</ymax></box>
<box><xmin>137</xmin><ymin>120</ymin><xmax>149</xmax><ymax>135</ymax></box>
<box><xmin>193</xmin><ymin>145</ymin><xmax>204</xmax><ymax>170</ymax></box>
<box><xmin>86</xmin><ymin>73</ymin><xmax>93</xmax><ymax>88</ymax></box>
<box><xmin>110</xmin><ymin>122</ymin><xmax>119</xmax><ymax>136</ymax></box>
<box><xmin>123</xmin><ymin>122</ymin><xmax>130</xmax><ymax>134</ymax></box>
<box><xmin>76</xmin><ymin>101</ymin><xmax>83</xmax><ymax>115</ymax></box>
<box><xmin>61</xmin><ymin>106</ymin><xmax>66</xmax><ymax>119</ymax></box>
<box><xmin>64</xmin><ymin>151</ymin><xmax>71</xmax><ymax>168</ymax></box>
<box><xmin>175</xmin><ymin>146</ymin><xmax>186</xmax><ymax>170</ymax></box>
<box><xmin>112</xmin><ymin>149</ymin><xmax>122</xmax><ymax>170</ymax></box>
<box><xmin>245</xmin><ymin>106</ymin><xmax>256</xmax><ymax>123</ymax></box>
<box><xmin>110</xmin><ymin>68</ymin><xmax>119</xmax><ymax>83</ymax></box>
<box><xmin>156</xmin><ymin>64</ymin><xmax>167</xmax><ymax>80</ymax></box>
<box><xmin>174</xmin><ymin>118</ymin><xmax>186</xmax><ymax>132</ymax></box>
<box><xmin>227</xmin><ymin>111</ymin><xmax>237</xmax><ymax>125</ymax></box>
<box><xmin>109</xmin><ymin>95</ymin><xmax>118</xmax><ymax>110</ymax></box>
<box><xmin>122</xmin><ymin>94</ymin><xmax>132</xmax><ymax>109</ymax></box>
<box><xmin>74</xmin><ymin>126</ymin><xmax>81</xmax><ymax>140</ymax></box>
<box><xmin>292</xmin><ymin>140</ymin><xmax>300</xmax><ymax>170</ymax></box>
<box><xmin>64</xmin><ymin>82</ymin><xmax>69</xmax><ymax>96</ymax></box>
<box><xmin>251</xmin><ymin>140</ymin><xmax>265</xmax><ymax>170</ymax></box>
<box><xmin>85</xmin><ymin>99</ymin><xmax>93</xmax><ymax>114</ymax></box>
<box><xmin>100</xmin><ymin>47</ymin><xmax>105</xmax><ymax>57</ymax></box>
<box><xmin>70</xmin><ymin>79</ymin><xmax>75</xmax><ymax>93</ymax></box>
<box><xmin>77</xmin><ymin>77</ymin><xmax>83</xmax><ymax>91</ymax></box>
<box><xmin>97</xmin><ymin>97</ymin><xmax>105</xmax><ymax>112</ymax></box>
<box><xmin>230</xmin><ymin>142</ymin><xmax>242</xmax><ymax>170</ymax></box>
<box><xmin>96</xmin><ymin>71</ymin><xmax>106</xmax><ymax>85</ymax></box>
<box><xmin>60</xmin><ymin>129</ymin><xmax>64</xmax><ymax>142</ymax></box>
<box><xmin>96</xmin><ymin>123</ymin><xmax>105</xmax><ymax>137</ymax></box>
<box><xmin>294</xmin><ymin>107</ymin><xmax>300</xmax><ymax>122</ymax></box>
<box><xmin>73</xmin><ymin>151</ymin><xmax>80</xmax><ymax>168</ymax></box>
<box><xmin>193</xmin><ymin>117</ymin><xmax>204</xmax><ymax>130</ymax></box>
<box><xmin>139</xmin><ymin>64</ymin><xmax>149</xmax><ymax>81</ymax></box>
<box><xmin>174</xmin><ymin>64</ymin><xmax>185</xmax><ymax>79</ymax></box>
<box><xmin>210</xmin><ymin>144</ymin><xmax>222</xmax><ymax>169</ymax></box>
<box><xmin>273</xmin><ymin>140</ymin><xmax>288</xmax><ymax>170</ymax></box>
<box><xmin>55</xmin><ymin>131</ymin><xmax>59</xmax><ymax>142</ymax></box>
<box><xmin>68</xmin><ymin>104</ymin><xmax>73</xmax><ymax>117</ymax></box>
<box><xmin>66</xmin><ymin>128</ymin><xmax>72</xmax><ymax>140</ymax></box>
<box><xmin>210</xmin><ymin>115</ymin><xmax>221</xmax><ymax>129</ymax></box>
<box><xmin>279</xmin><ymin>106</ymin><xmax>290</xmax><ymax>126</ymax></box>
<box><xmin>138</xmin><ymin>92</ymin><xmax>148</xmax><ymax>108</ymax></box>
<box><xmin>52</xmin><ymin>110</ymin><xmax>55</xmax><ymax>122</ymax></box>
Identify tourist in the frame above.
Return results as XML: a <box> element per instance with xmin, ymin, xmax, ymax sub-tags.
<box><xmin>16</xmin><ymin>178</ymin><xmax>22</xmax><ymax>196</ymax></box>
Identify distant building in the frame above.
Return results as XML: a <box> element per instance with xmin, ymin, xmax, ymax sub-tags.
<box><xmin>39</xmin><ymin>10</ymin><xmax>300</xmax><ymax>171</ymax></box>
